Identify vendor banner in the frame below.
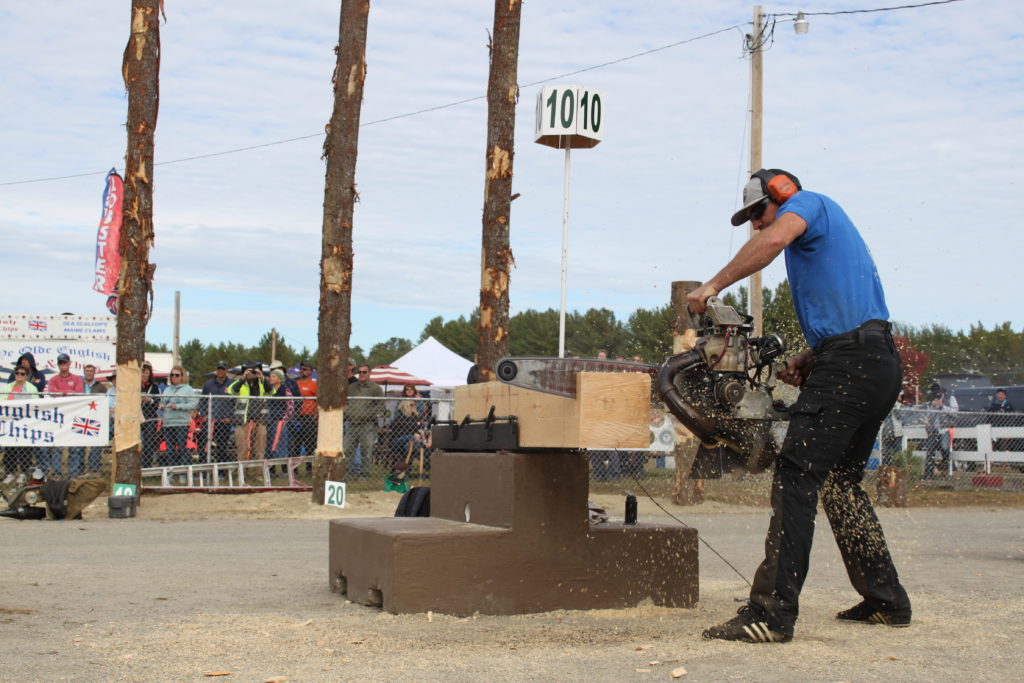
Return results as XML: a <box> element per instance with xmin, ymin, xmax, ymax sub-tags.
<box><xmin>92</xmin><ymin>168</ymin><xmax>122</xmax><ymax>297</ymax></box>
<box><xmin>0</xmin><ymin>395</ymin><xmax>110</xmax><ymax>447</ymax></box>
<box><xmin>0</xmin><ymin>314</ymin><xmax>116</xmax><ymax>342</ymax></box>
<box><xmin>0</xmin><ymin>340</ymin><xmax>116</xmax><ymax>376</ymax></box>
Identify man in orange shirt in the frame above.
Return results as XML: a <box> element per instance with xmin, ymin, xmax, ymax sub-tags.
<box><xmin>292</xmin><ymin>361</ymin><xmax>318</xmax><ymax>457</ymax></box>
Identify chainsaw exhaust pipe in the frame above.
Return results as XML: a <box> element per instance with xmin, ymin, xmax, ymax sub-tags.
<box><xmin>656</xmin><ymin>350</ymin><xmax>720</xmax><ymax>445</ymax></box>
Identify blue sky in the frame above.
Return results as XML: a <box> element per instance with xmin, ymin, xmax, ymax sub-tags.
<box><xmin>1</xmin><ymin>0</ymin><xmax>1020</xmax><ymax>357</ymax></box>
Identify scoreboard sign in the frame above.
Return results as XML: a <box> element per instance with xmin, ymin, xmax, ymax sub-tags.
<box><xmin>534</xmin><ymin>85</ymin><xmax>603</xmax><ymax>149</ymax></box>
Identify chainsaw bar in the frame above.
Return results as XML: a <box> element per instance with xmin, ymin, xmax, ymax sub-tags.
<box><xmin>495</xmin><ymin>357</ymin><xmax>660</xmax><ymax>398</ymax></box>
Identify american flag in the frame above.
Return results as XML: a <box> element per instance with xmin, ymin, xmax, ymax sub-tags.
<box><xmin>28</xmin><ymin>319</ymin><xmax>47</xmax><ymax>332</ymax></box>
<box><xmin>72</xmin><ymin>417</ymin><xmax>101</xmax><ymax>437</ymax></box>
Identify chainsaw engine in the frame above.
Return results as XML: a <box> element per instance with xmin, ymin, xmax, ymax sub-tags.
<box><xmin>657</xmin><ymin>296</ymin><xmax>791</xmax><ymax>477</ymax></box>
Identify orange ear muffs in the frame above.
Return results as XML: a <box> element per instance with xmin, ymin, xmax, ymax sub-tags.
<box><xmin>753</xmin><ymin>169</ymin><xmax>802</xmax><ymax>205</ymax></box>
<box><xmin>766</xmin><ymin>174</ymin><xmax>798</xmax><ymax>203</ymax></box>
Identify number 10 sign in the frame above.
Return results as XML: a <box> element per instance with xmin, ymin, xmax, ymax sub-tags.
<box><xmin>534</xmin><ymin>85</ymin><xmax>603</xmax><ymax>149</ymax></box>
<box><xmin>533</xmin><ymin>84</ymin><xmax>604</xmax><ymax>358</ymax></box>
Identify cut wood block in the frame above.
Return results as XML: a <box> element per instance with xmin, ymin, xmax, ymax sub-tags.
<box><xmin>453</xmin><ymin>372</ymin><xmax>650</xmax><ymax>449</ymax></box>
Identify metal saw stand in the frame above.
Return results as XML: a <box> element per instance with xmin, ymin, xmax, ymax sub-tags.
<box><xmin>328</xmin><ymin>447</ymin><xmax>699</xmax><ymax>615</ymax></box>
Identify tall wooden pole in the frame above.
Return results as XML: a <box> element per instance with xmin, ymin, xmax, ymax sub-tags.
<box><xmin>312</xmin><ymin>0</ymin><xmax>370</xmax><ymax>503</ymax></box>
<box><xmin>476</xmin><ymin>0</ymin><xmax>523</xmax><ymax>381</ymax></box>
<box><xmin>113</xmin><ymin>0</ymin><xmax>160</xmax><ymax>491</ymax></box>
<box><xmin>748</xmin><ymin>4</ymin><xmax>764</xmax><ymax>336</ymax></box>
<box><xmin>670</xmin><ymin>281</ymin><xmax>703</xmax><ymax>506</ymax></box>
<box><xmin>172</xmin><ymin>290</ymin><xmax>180</xmax><ymax>366</ymax></box>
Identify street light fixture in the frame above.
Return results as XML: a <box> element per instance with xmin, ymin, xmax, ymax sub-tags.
<box><xmin>794</xmin><ymin>11</ymin><xmax>809</xmax><ymax>35</ymax></box>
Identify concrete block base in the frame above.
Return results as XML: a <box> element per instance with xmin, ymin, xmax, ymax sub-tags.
<box><xmin>328</xmin><ymin>451</ymin><xmax>698</xmax><ymax>615</ymax></box>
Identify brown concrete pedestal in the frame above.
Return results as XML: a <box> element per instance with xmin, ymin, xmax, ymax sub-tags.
<box><xmin>328</xmin><ymin>450</ymin><xmax>699</xmax><ymax>615</ymax></box>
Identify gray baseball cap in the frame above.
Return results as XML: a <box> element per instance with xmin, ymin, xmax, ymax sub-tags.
<box><xmin>730</xmin><ymin>177</ymin><xmax>769</xmax><ymax>227</ymax></box>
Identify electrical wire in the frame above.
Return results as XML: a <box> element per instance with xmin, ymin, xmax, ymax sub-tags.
<box><xmin>1</xmin><ymin>0</ymin><xmax>974</xmax><ymax>188</ymax></box>
<box><xmin>624</xmin><ymin>462</ymin><xmax>752</xmax><ymax>588</ymax></box>
<box><xmin>0</xmin><ymin>25</ymin><xmax>744</xmax><ymax>188</ymax></box>
<box><xmin>773</xmin><ymin>0</ymin><xmax>969</xmax><ymax>17</ymax></box>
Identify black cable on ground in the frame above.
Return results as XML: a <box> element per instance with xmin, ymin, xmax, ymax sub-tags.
<box><xmin>626</xmin><ymin>466</ymin><xmax>752</xmax><ymax>588</ymax></box>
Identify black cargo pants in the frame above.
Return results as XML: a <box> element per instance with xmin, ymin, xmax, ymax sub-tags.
<box><xmin>749</xmin><ymin>320</ymin><xmax>911</xmax><ymax>636</ymax></box>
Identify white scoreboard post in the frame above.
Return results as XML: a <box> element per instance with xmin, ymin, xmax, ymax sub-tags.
<box><xmin>534</xmin><ymin>85</ymin><xmax>603</xmax><ymax>358</ymax></box>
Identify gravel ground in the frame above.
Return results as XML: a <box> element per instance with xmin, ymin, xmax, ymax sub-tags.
<box><xmin>0</xmin><ymin>492</ymin><xmax>1021</xmax><ymax>682</ymax></box>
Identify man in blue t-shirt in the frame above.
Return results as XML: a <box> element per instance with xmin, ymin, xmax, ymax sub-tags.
<box><xmin>689</xmin><ymin>169</ymin><xmax>911</xmax><ymax>643</ymax></box>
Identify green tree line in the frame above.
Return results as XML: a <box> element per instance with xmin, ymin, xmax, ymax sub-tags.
<box><xmin>151</xmin><ymin>281</ymin><xmax>1023</xmax><ymax>390</ymax></box>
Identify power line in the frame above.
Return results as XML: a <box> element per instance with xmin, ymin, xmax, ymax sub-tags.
<box><xmin>1</xmin><ymin>0</ymin><xmax>973</xmax><ymax>188</ymax></box>
<box><xmin>773</xmin><ymin>0</ymin><xmax>968</xmax><ymax>17</ymax></box>
<box><xmin>0</xmin><ymin>24</ymin><xmax>745</xmax><ymax>188</ymax></box>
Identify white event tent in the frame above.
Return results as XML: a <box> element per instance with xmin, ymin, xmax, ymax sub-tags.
<box><xmin>390</xmin><ymin>336</ymin><xmax>473</xmax><ymax>389</ymax></box>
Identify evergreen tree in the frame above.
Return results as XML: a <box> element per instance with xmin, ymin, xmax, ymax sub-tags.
<box><xmin>509</xmin><ymin>309</ymin><xmax>559</xmax><ymax>356</ymax></box>
<box><xmin>566</xmin><ymin>308</ymin><xmax>625</xmax><ymax>358</ymax></box>
<box><xmin>625</xmin><ymin>305</ymin><xmax>673</xmax><ymax>363</ymax></box>
<box><xmin>419</xmin><ymin>313</ymin><xmax>478</xmax><ymax>360</ymax></box>
<box><xmin>366</xmin><ymin>337</ymin><xmax>414</xmax><ymax>367</ymax></box>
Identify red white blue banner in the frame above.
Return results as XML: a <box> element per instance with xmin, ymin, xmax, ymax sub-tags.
<box><xmin>0</xmin><ymin>395</ymin><xmax>110</xmax><ymax>447</ymax></box>
<box><xmin>92</xmin><ymin>168</ymin><xmax>122</xmax><ymax>297</ymax></box>
<box><xmin>0</xmin><ymin>314</ymin><xmax>116</xmax><ymax>341</ymax></box>
<box><xmin>0</xmin><ymin>340</ymin><xmax>116</xmax><ymax>376</ymax></box>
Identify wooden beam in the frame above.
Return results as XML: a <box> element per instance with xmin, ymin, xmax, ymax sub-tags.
<box><xmin>453</xmin><ymin>372</ymin><xmax>650</xmax><ymax>449</ymax></box>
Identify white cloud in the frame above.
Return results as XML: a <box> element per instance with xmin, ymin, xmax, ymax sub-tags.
<box><xmin>1</xmin><ymin>0</ymin><xmax>1021</xmax><ymax>356</ymax></box>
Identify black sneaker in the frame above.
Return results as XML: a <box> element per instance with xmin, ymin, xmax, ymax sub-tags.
<box><xmin>836</xmin><ymin>601</ymin><xmax>911</xmax><ymax>627</ymax></box>
<box><xmin>702</xmin><ymin>605</ymin><xmax>791</xmax><ymax>643</ymax></box>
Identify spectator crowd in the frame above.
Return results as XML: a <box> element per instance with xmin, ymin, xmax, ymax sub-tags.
<box><xmin>1</xmin><ymin>354</ymin><xmax>442</xmax><ymax>486</ymax></box>
<box><xmin>4</xmin><ymin>351</ymin><xmax>1021</xmax><ymax>487</ymax></box>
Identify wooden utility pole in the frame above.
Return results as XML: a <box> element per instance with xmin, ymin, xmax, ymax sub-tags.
<box><xmin>172</xmin><ymin>290</ymin><xmax>180</xmax><ymax>366</ymax></box>
<box><xmin>670</xmin><ymin>280</ymin><xmax>703</xmax><ymax>506</ymax></box>
<box><xmin>312</xmin><ymin>0</ymin><xmax>370</xmax><ymax>503</ymax></box>
<box><xmin>113</xmin><ymin>0</ymin><xmax>160</xmax><ymax>491</ymax></box>
<box><xmin>748</xmin><ymin>5</ymin><xmax>764</xmax><ymax>336</ymax></box>
<box><xmin>476</xmin><ymin>0</ymin><xmax>522</xmax><ymax>381</ymax></box>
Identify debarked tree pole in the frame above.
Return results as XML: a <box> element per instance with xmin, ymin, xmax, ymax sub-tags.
<box><xmin>312</xmin><ymin>0</ymin><xmax>370</xmax><ymax>503</ymax></box>
<box><xmin>113</xmin><ymin>0</ymin><xmax>161</xmax><ymax>492</ymax></box>
<box><xmin>671</xmin><ymin>280</ymin><xmax>703</xmax><ymax>506</ymax></box>
<box><xmin>476</xmin><ymin>0</ymin><xmax>522</xmax><ymax>381</ymax></box>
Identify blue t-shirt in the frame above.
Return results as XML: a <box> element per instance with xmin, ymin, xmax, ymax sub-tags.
<box><xmin>778</xmin><ymin>190</ymin><xmax>889</xmax><ymax>348</ymax></box>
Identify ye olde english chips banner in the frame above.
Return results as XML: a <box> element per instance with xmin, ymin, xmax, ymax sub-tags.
<box><xmin>0</xmin><ymin>395</ymin><xmax>110</xmax><ymax>447</ymax></box>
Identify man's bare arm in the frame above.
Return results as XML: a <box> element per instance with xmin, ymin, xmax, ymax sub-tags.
<box><xmin>687</xmin><ymin>212</ymin><xmax>807</xmax><ymax>314</ymax></box>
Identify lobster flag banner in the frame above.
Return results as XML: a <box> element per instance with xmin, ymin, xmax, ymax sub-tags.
<box><xmin>0</xmin><ymin>395</ymin><xmax>110</xmax><ymax>447</ymax></box>
<box><xmin>92</xmin><ymin>168</ymin><xmax>122</xmax><ymax>297</ymax></box>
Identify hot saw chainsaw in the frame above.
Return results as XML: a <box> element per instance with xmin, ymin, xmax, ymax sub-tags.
<box><xmin>495</xmin><ymin>297</ymin><xmax>793</xmax><ymax>477</ymax></box>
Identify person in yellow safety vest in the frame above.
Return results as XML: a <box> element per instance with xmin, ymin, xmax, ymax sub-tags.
<box><xmin>228</xmin><ymin>363</ymin><xmax>270</xmax><ymax>460</ymax></box>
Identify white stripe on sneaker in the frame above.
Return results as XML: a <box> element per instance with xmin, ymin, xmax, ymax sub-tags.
<box><xmin>742</xmin><ymin>622</ymin><xmax>779</xmax><ymax>643</ymax></box>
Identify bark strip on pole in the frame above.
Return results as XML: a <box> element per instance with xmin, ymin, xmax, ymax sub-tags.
<box><xmin>476</xmin><ymin>0</ymin><xmax>522</xmax><ymax>381</ymax></box>
<box><xmin>114</xmin><ymin>0</ymin><xmax>161</xmax><ymax>490</ymax></box>
<box><xmin>671</xmin><ymin>280</ymin><xmax>703</xmax><ymax>506</ymax></box>
<box><xmin>312</xmin><ymin>0</ymin><xmax>370</xmax><ymax>503</ymax></box>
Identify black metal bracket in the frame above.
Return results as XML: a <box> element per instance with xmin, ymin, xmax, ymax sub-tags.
<box><xmin>431</xmin><ymin>405</ymin><xmax>520</xmax><ymax>452</ymax></box>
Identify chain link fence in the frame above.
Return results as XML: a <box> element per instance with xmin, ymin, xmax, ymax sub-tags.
<box><xmin>3</xmin><ymin>391</ymin><xmax>1022</xmax><ymax>491</ymax></box>
<box><xmin>0</xmin><ymin>392</ymin><xmax>455</xmax><ymax>486</ymax></box>
<box><xmin>877</xmin><ymin>405</ymin><xmax>1024</xmax><ymax>490</ymax></box>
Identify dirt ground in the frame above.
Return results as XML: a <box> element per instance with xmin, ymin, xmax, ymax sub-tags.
<box><xmin>1</xmin><ymin>489</ymin><xmax>1022</xmax><ymax>682</ymax></box>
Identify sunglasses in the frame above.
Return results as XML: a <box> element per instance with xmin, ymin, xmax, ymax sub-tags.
<box><xmin>358</xmin><ymin>370</ymin><xmax>370</xmax><ymax>374</ymax></box>
<box><xmin>748</xmin><ymin>198</ymin><xmax>769</xmax><ymax>221</ymax></box>
<box><xmin>170</xmin><ymin>373</ymin><xmax>182</xmax><ymax>377</ymax></box>
<box><xmin>15</xmin><ymin>371</ymin><xmax>28</xmax><ymax>377</ymax></box>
